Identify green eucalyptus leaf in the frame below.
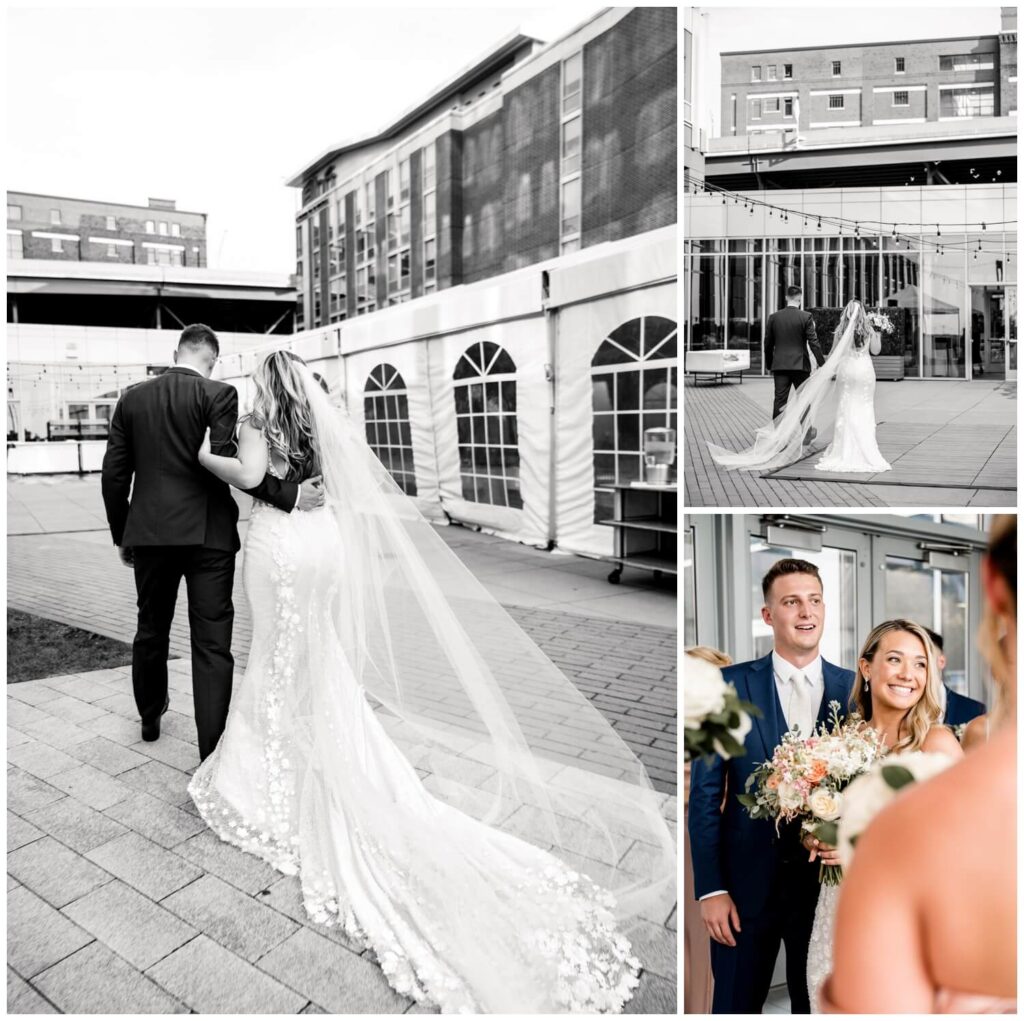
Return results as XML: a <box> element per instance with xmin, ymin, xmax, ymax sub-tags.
<box><xmin>881</xmin><ymin>765</ymin><xmax>915</xmax><ymax>791</ymax></box>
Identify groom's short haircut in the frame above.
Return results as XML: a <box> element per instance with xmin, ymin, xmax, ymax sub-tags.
<box><xmin>786</xmin><ymin>285</ymin><xmax>802</xmax><ymax>299</ymax></box>
<box><xmin>178</xmin><ymin>323</ymin><xmax>219</xmax><ymax>357</ymax></box>
<box><xmin>923</xmin><ymin>626</ymin><xmax>943</xmax><ymax>651</ymax></box>
<box><xmin>762</xmin><ymin>558</ymin><xmax>822</xmax><ymax>601</ymax></box>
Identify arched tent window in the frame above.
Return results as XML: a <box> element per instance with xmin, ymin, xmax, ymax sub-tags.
<box><xmin>364</xmin><ymin>363</ymin><xmax>417</xmax><ymax>496</ymax></box>
<box><xmin>590</xmin><ymin>316</ymin><xmax>677</xmax><ymax>522</ymax></box>
<box><xmin>453</xmin><ymin>341</ymin><xmax>522</xmax><ymax>508</ymax></box>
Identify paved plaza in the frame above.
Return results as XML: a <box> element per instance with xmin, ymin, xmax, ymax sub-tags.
<box><xmin>7</xmin><ymin>475</ymin><xmax>677</xmax><ymax>1014</ymax></box>
<box><xmin>685</xmin><ymin>377</ymin><xmax>1017</xmax><ymax>508</ymax></box>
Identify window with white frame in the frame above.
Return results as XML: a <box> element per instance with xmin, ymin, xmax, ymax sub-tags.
<box><xmin>893</xmin><ymin>90</ymin><xmax>909</xmax><ymax>106</ymax></box>
<box><xmin>171</xmin><ymin>223</ymin><xmax>181</xmax><ymax>237</ymax></box>
<box><xmin>51</xmin><ymin>238</ymin><xmax>62</xmax><ymax>254</ymax></box>
<box><xmin>785</xmin><ymin>97</ymin><xmax>794</xmax><ymax>116</ymax></box>
<box><xmin>829</xmin><ymin>94</ymin><xmax>845</xmax><ymax>109</ymax></box>
<box><xmin>767</xmin><ymin>65</ymin><xmax>777</xmax><ymax>80</ymax></box>
<box><xmin>832</xmin><ymin>60</ymin><xmax>841</xmax><ymax>76</ymax></box>
<box><xmin>50</xmin><ymin>209</ymin><xmax>61</xmax><ymax>225</ymax></box>
<box><xmin>752</xmin><ymin>99</ymin><xmax>762</xmax><ymax>118</ymax></box>
<box><xmin>363</xmin><ymin>364</ymin><xmax>417</xmax><ymax>495</ymax></box>
<box><xmin>105</xmin><ymin>215</ymin><xmax>115</xmax><ymax>230</ymax></box>
<box><xmin>146</xmin><ymin>247</ymin><xmax>183</xmax><ymax>267</ymax></box>
<box><xmin>145</xmin><ymin>220</ymin><xmax>155</xmax><ymax>234</ymax></box>
<box><xmin>895</xmin><ymin>56</ymin><xmax>905</xmax><ymax>73</ymax></box>
<box><xmin>784</xmin><ymin>63</ymin><xmax>793</xmax><ymax>79</ymax></box>
<box><xmin>106</xmin><ymin>244</ymin><xmax>117</xmax><ymax>257</ymax></box>
<box><xmin>939</xmin><ymin>53</ymin><xmax>994</xmax><ymax>71</ymax></box>
<box><xmin>453</xmin><ymin>342</ymin><xmax>522</xmax><ymax>509</ymax></box>
<box><xmin>765</xmin><ymin>97</ymin><xmax>780</xmax><ymax>113</ymax></box>
<box><xmin>751</xmin><ymin>65</ymin><xmax>761</xmax><ymax>81</ymax></box>
<box><xmin>158</xmin><ymin>221</ymin><xmax>168</xmax><ymax>236</ymax></box>
<box><xmin>940</xmin><ymin>85</ymin><xmax>994</xmax><ymax>118</ymax></box>
<box><xmin>560</xmin><ymin>52</ymin><xmax>583</xmax><ymax>254</ymax></box>
<box><xmin>422</xmin><ymin>142</ymin><xmax>437</xmax><ymax>293</ymax></box>
<box><xmin>7</xmin><ymin>231</ymin><xmax>23</xmax><ymax>259</ymax></box>
<box><xmin>590</xmin><ymin>316</ymin><xmax>677</xmax><ymax>523</ymax></box>
<box><xmin>7</xmin><ymin>204</ymin><xmax>21</xmax><ymax>221</ymax></box>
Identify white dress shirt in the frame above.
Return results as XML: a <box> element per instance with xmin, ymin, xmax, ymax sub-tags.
<box><xmin>697</xmin><ymin>651</ymin><xmax>825</xmax><ymax>902</ymax></box>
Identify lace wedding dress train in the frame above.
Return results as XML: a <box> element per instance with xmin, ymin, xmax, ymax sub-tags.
<box><xmin>806</xmin><ymin>882</ymin><xmax>840</xmax><ymax>1014</ymax></box>
<box><xmin>814</xmin><ymin>347</ymin><xmax>891</xmax><ymax>473</ymax></box>
<box><xmin>188</xmin><ymin>493</ymin><xmax>644</xmax><ymax>1013</ymax></box>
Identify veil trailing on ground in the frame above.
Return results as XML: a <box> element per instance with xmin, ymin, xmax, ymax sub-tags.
<box><xmin>707</xmin><ymin>302</ymin><xmax>864</xmax><ymax>472</ymax></box>
<box><xmin>293</xmin><ymin>364</ymin><xmax>675</xmax><ymax>929</ymax></box>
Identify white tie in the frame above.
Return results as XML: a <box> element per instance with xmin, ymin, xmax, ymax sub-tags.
<box><xmin>788</xmin><ymin>672</ymin><xmax>816</xmax><ymax>738</ymax></box>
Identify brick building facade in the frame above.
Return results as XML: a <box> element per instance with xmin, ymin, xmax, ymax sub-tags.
<box><xmin>289</xmin><ymin>7</ymin><xmax>677</xmax><ymax>331</ymax></box>
<box><xmin>6</xmin><ymin>193</ymin><xmax>207</xmax><ymax>268</ymax></box>
<box><xmin>721</xmin><ymin>13</ymin><xmax>1017</xmax><ymax>136</ymax></box>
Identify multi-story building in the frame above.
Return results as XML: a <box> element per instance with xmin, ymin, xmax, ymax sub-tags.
<box><xmin>6</xmin><ymin>192</ymin><xmax>207</xmax><ymax>268</ymax></box>
<box><xmin>288</xmin><ymin>6</ymin><xmax>676</xmax><ymax>331</ymax></box>
<box><xmin>721</xmin><ymin>22</ymin><xmax>1017</xmax><ymax>137</ymax></box>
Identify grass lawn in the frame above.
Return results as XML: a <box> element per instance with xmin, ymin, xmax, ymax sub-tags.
<box><xmin>8</xmin><ymin>609</ymin><xmax>135</xmax><ymax>683</ymax></box>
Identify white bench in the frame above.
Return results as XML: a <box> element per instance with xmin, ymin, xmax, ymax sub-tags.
<box><xmin>685</xmin><ymin>349</ymin><xmax>751</xmax><ymax>384</ymax></box>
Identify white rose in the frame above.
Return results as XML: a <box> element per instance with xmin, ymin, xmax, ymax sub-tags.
<box><xmin>808</xmin><ymin>786</ymin><xmax>842</xmax><ymax>821</ymax></box>
<box><xmin>777</xmin><ymin>782</ymin><xmax>803</xmax><ymax>812</ymax></box>
<box><xmin>712</xmin><ymin>708</ymin><xmax>752</xmax><ymax>759</ymax></box>
<box><xmin>684</xmin><ymin>655</ymin><xmax>727</xmax><ymax>729</ymax></box>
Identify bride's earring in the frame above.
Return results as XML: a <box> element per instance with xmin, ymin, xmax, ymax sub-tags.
<box><xmin>863</xmin><ymin>677</ymin><xmax>870</xmax><ymax>690</ymax></box>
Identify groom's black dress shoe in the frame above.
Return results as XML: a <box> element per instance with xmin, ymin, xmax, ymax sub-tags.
<box><xmin>141</xmin><ymin>695</ymin><xmax>170</xmax><ymax>742</ymax></box>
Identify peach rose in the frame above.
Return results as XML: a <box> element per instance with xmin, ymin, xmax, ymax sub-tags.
<box><xmin>766</xmin><ymin>774</ymin><xmax>780</xmax><ymax>790</ymax></box>
<box><xmin>807</xmin><ymin>760</ymin><xmax>829</xmax><ymax>784</ymax></box>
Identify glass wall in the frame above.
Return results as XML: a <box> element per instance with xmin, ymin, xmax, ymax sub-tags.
<box><xmin>728</xmin><ymin>242</ymin><xmax>763</xmax><ymax>373</ymax></box>
<box><xmin>881</xmin><ymin>237</ymin><xmax>921</xmax><ymax>377</ymax></box>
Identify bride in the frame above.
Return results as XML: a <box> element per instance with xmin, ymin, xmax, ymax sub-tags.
<box><xmin>804</xmin><ymin>619</ymin><xmax>962</xmax><ymax>1011</ymax></box>
<box><xmin>188</xmin><ymin>350</ymin><xmax>674</xmax><ymax>1013</ymax></box>
<box><xmin>708</xmin><ymin>299</ymin><xmax>892</xmax><ymax>474</ymax></box>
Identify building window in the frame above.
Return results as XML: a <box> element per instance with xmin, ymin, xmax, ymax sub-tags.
<box><xmin>50</xmin><ymin>209</ymin><xmax>61</xmax><ymax>225</ymax></box>
<box><xmin>105</xmin><ymin>215</ymin><xmax>116</xmax><ymax>230</ymax></box>
<box><xmin>453</xmin><ymin>342</ymin><xmax>522</xmax><ymax>509</ymax></box>
<box><xmin>560</xmin><ymin>53</ymin><xmax>583</xmax><ymax>254</ymax></box>
<box><xmin>145</xmin><ymin>220</ymin><xmax>155</xmax><ymax>234</ymax></box>
<box><xmin>785</xmin><ymin>97</ymin><xmax>794</xmax><ymax>116</ymax></box>
<box><xmin>832</xmin><ymin>60</ymin><xmax>841</xmax><ymax>76</ymax></box>
<box><xmin>784</xmin><ymin>63</ymin><xmax>793</xmax><ymax>79</ymax></box>
<box><xmin>399</xmin><ymin>158</ymin><xmax>410</xmax><ymax>204</ymax></box>
<box><xmin>829</xmin><ymin>94</ymin><xmax>845</xmax><ymax>110</ymax></box>
<box><xmin>893</xmin><ymin>90</ymin><xmax>909</xmax><ymax>106</ymax></box>
<box><xmin>765</xmin><ymin>97</ymin><xmax>780</xmax><ymax>113</ymax></box>
<box><xmin>424</xmin><ymin>237</ymin><xmax>436</xmax><ymax>284</ymax></box>
<box><xmin>171</xmin><ymin>223</ymin><xmax>181</xmax><ymax>237</ymax></box>
<box><xmin>363</xmin><ymin>364</ymin><xmax>417</xmax><ymax>496</ymax></box>
<box><xmin>7</xmin><ymin>204</ymin><xmax>21</xmax><ymax>221</ymax></box>
<box><xmin>767</xmin><ymin>64</ymin><xmax>777</xmax><ymax>81</ymax></box>
<box><xmin>751</xmin><ymin>99</ymin><xmax>762</xmax><ymax>118</ymax></box>
<box><xmin>106</xmin><ymin>244</ymin><xmax>117</xmax><ymax>257</ymax></box>
<box><xmin>939</xmin><ymin>53</ymin><xmax>994</xmax><ymax>71</ymax></box>
<box><xmin>895</xmin><ymin>56</ymin><xmax>905</xmax><ymax>73</ymax></box>
<box><xmin>940</xmin><ymin>85</ymin><xmax>995</xmax><ymax>118</ymax></box>
<box><xmin>296</xmin><ymin>226</ymin><xmax>302</xmax><ymax>256</ymax></box>
<box><xmin>422</xmin><ymin>142</ymin><xmax>437</xmax><ymax>291</ymax></box>
<box><xmin>422</xmin><ymin>142</ymin><xmax>436</xmax><ymax>191</ymax></box>
<box><xmin>146</xmin><ymin>247</ymin><xmax>184</xmax><ymax>267</ymax></box>
<box><xmin>563</xmin><ymin>51</ymin><xmax>582</xmax><ymax>114</ymax></box>
<box><xmin>751</xmin><ymin>65</ymin><xmax>761</xmax><ymax>81</ymax></box>
<box><xmin>158</xmin><ymin>221</ymin><xmax>168</xmax><ymax>236</ymax></box>
<box><xmin>51</xmin><ymin>238</ymin><xmax>62</xmax><ymax>254</ymax></box>
<box><xmin>7</xmin><ymin>232</ymin><xmax>23</xmax><ymax>259</ymax></box>
<box><xmin>590</xmin><ymin>316</ymin><xmax>678</xmax><ymax>523</ymax></box>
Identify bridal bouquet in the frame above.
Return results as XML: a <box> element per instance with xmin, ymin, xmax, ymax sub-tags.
<box><xmin>835</xmin><ymin>750</ymin><xmax>956</xmax><ymax>868</ymax></box>
<box><xmin>684</xmin><ymin>654</ymin><xmax>759</xmax><ymax>763</ymax></box>
<box><xmin>737</xmin><ymin>701</ymin><xmax>887</xmax><ymax>885</ymax></box>
<box><xmin>866</xmin><ymin>311</ymin><xmax>895</xmax><ymax>334</ymax></box>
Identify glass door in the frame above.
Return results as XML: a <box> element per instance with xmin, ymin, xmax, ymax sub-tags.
<box><xmin>871</xmin><ymin>535</ymin><xmax>980</xmax><ymax>699</ymax></box>
<box><xmin>969</xmin><ymin>285</ymin><xmax>1007</xmax><ymax>381</ymax></box>
<box><xmin>1006</xmin><ymin>285</ymin><xmax>1017</xmax><ymax>382</ymax></box>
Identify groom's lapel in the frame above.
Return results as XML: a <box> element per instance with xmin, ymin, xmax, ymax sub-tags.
<box><xmin>816</xmin><ymin>660</ymin><xmax>851</xmax><ymax>727</ymax></box>
<box><xmin>743</xmin><ymin>654</ymin><xmax>783</xmax><ymax>760</ymax></box>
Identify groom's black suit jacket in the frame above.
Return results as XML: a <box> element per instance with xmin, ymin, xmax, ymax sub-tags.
<box><xmin>765</xmin><ymin>305</ymin><xmax>826</xmax><ymax>373</ymax></box>
<box><xmin>101</xmin><ymin>366</ymin><xmax>297</xmax><ymax>551</ymax></box>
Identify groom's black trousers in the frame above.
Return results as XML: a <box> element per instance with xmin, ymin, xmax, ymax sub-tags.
<box><xmin>709</xmin><ymin>855</ymin><xmax>821</xmax><ymax>1013</ymax></box>
<box><xmin>132</xmin><ymin>545</ymin><xmax>235</xmax><ymax>761</ymax></box>
<box><xmin>771</xmin><ymin>370</ymin><xmax>810</xmax><ymax>420</ymax></box>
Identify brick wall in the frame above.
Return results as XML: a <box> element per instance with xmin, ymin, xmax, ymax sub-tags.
<box><xmin>461</xmin><ymin>110</ymin><xmax>505</xmax><ymax>284</ymax></box>
<box><xmin>436</xmin><ymin>132</ymin><xmax>463</xmax><ymax>290</ymax></box>
<box><xmin>581</xmin><ymin>6</ymin><xmax>677</xmax><ymax>247</ymax></box>
<box><xmin>409</xmin><ymin>148</ymin><xmax>424</xmax><ymax>298</ymax></box>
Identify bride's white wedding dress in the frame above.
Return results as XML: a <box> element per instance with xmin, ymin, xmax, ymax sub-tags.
<box><xmin>813</xmin><ymin>345</ymin><xmax>891</xmax><ymax>473</ymax></box>
<box><xmin>188</xmin><ymin>377</ymin><xmax>672</xmax><ymax>1014</ymax></box>
<box><xmin>806</xmin><ymin>881</ymin><xmax>840</xmax><ymax>1014</ymax></box>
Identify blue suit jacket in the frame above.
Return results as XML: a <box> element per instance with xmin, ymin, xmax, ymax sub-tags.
<box><xmin>943</xmin><ymin>685</ymin><xmax>986</xmax><ymax>726</ymax></box>
<box><xmin>688</xmin><ymin>653</ymin><xmax>855</xmax><ymax>918</ymax></box>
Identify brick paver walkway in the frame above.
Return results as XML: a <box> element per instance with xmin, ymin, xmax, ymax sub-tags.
<box><xmin>8</xmin><ymin>662</ymin><xmax>677</xmax><ymax>1014</ymax></box>
<box><xmin>685</xmin><ymin>378</ymin><xmax>1017</xmax><ymax>508</ymax></box>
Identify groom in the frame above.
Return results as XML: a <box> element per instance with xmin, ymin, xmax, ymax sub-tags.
<box><xmin>101</xmin><ymin>324</ymin><xmax>323</xmax><ymax>760</ymax></box>
<box><xmin>689</xmin><ymin>559</ymin><xmax>855</xmax><ymax>1013</ymax></box>
<box><xmin>765</xmin><ymin>285</ymin><xmax>826</xmax><ymax>422</ymax></box>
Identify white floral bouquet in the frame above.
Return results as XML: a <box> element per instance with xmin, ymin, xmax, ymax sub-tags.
<box><xmin>737</xmin><ymin>701</ymin><xmax>887</xmax><ymax>885</ymax></box>
<box><xmin>867</xmin><ymin>311</ymin><xmax>895</xmax><ymax>334</ymax></box>
<box><xmin>684</xmin><ymin>654</ymin><xmax>759</xmax><ymax>763</ymax></box>
<box><xmin>835</xmin><ymin>750</ymin><xmax>956</xmax><ymax>868</ymax></box>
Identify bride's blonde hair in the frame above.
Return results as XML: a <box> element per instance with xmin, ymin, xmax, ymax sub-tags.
<box><xmin>851</xmin><ymin>618</ymin><xmax>944</xmax><ymax>752</ymax></box>
<box><xmin>836</xmin><ymin>299</ymin><xmax>878</xmax><ymax>351</ymax></box>
<box><xmin>248</xmin><ymin>350</ymin><xmax>320</xmax><ymax>481</ymax></box>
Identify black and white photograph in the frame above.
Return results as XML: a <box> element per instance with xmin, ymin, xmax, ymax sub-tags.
<box><xmin>683</xmin><ymin>511</ymin><xmax>1016</xmax><ymax>1012</ymax></box>
<box><xmin>6</xmin><ymin>6</ymin><xmax>678</xmax><ymax>1014</ymax></box>
<box><xmin>683</xmin><ymin>6</ymin><xmax>1017</xmax><ymax>510</ymax></box>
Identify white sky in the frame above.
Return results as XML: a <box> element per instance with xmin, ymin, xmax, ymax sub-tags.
<box><xmin>7</xmin><ymin>4</ymin><xmax>604</xmax><ymax>273</ymax></box>
<box><xmin>690</xmin><ymin>4</ymin><xmax>1005</xmax><ymax>136</ymax></box>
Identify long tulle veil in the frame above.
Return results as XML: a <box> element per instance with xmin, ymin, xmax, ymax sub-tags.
<box><xmin>294</xmin><ymin>364</ymin><xmax>675</xmax><ymax>927</ymax></box>
<box><xmin>707</xmin><ymin>301</ymin><xmax>864</xmax><ymax>471</ymax></box>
